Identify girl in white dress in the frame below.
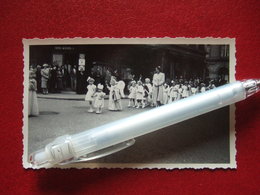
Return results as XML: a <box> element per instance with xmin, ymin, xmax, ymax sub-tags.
<box><xmin>143</xmin><ymin>78</ymin><xmax>153</xmax><ymax>107</ymax></box>
<box><xmin>168</xmin><ymin>81</ymin><xmax>175</xmax><ymax>103</ymax></box>
<box><xmin>190</xmin><ymin>83</ymin><xmax>198</xmax><ymax>96</ymax></box>
<box><xmin>93</xmin><ymin>84</ymin><xmax>106</xmax><ymax>114</ymax></box>
<box><xmin>135</xmin><ymin>80</ymin><xmax>145</xmax><ymax>108</ymax></box>
<box><xmin>163</xmin><ymin>83</ymin><xmax>170</xmax><ymax>105</ymax></box>
<box><xmin>200</xmin><ymin>83</ymin><xmax>206</xmax><ymax>93</ymax></box>
<box><xmin>181</xmin><ymin>82</ymin><xmax>189</xmax><ymax>99</ymax></box>
<box><xmin>85</xmin><ymin>77</ymin><xmax>96</xmax><ymax>113</ymax></box>
<box><xmin>172</xmin><ymin>82</ymin><xmax>180</xmax><ymax>101</ymax></box>
<box><xmin>128</xmin><ymin>81</ymin><xmax>137</xmax><ymax>107</ymax></box>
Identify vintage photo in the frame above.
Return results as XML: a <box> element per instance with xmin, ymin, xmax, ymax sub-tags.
<box><xmin>23</xmin><ymin>38</ymin><xmax>236</xmax><ymax>169</ymax></box>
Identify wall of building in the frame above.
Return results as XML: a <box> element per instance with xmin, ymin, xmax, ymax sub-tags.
<box><xmin>205</xmin><ymin>45</ymin><xmax>229</xmax><ymax>81</ymax></box>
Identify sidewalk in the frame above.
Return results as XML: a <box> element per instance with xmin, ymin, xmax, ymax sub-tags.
<box><xmin>37</xmin><ymin>91</ymin><xmax>85</xmax><ymax>101</ymax></box>
<box><xmin>37</xmin><ymin>91</ymin><xmax>116</xmax><ymax>100</ymax></box>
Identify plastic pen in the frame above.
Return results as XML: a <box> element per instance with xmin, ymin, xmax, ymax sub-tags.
<box><xmin>29</xmin><ymin>79</ymin><xmax>260</xmax><ymax>168</ymax></box>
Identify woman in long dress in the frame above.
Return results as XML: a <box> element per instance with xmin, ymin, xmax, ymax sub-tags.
<box><xmin>29</xmin><ymin>71</ymin><xmax>39</xmax><ymax>116</ymax></box>
<box><xmin>152</xmin><ymin>66</ymin><xmax>165</xmax><ymax>106</ymax></box>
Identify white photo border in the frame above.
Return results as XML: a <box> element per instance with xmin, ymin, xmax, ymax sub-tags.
<box><xmin>23</xmin><ymin>37</ymin><xmax>236</xmax><ymax>169</ymax></box>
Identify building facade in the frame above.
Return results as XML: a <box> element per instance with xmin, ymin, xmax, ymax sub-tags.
<box><xmin>30</xmin><ymin>44</ymin><xmax>229</xmax><ymax>94</ymax></box>
<box><xmin>205</xmin><ymin>45</ymin><xmax>229</xmax><ymax>81</ymax></box>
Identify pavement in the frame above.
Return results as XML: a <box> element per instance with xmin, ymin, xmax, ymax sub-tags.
<box><xmin>27</xmin><ymin>94</ymin><xmax>231</xmax><ymax>165</ymax></box>
<box><xmin>37</xmin><ymin>91</ymin><xmax>122</xmax><ymax>100</ymax></box>
<box><xmin>37</xmin><ymin>91</ymin><xmax>88</xmax><ymax>101</ymax></box>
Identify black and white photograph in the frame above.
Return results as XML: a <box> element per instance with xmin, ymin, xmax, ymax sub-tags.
<box><xmin>23</xmin><ymin>38</ymin><xmax>236</xmax><ymax>169</ymax></box>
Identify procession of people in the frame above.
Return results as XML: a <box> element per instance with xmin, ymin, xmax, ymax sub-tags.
<box><xmin>28</xmin><ymin>64</ymin><xmax>226</xmax><ymax>116</ymax></box>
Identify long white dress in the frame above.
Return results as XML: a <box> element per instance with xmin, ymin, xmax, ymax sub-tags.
<box><xmin>85</xmin><ymin>84</ymin><xmax>96</xmax><ymax>101</ymax></box>
<box><xmin>181</xmin><ymin>85</ymin><xmax>189</xmax><ymax>98</ymax></box>
<box><xmin>152</xmin><ymin>72</ymin><xmax>165</xmax><ymax>104</ymax></box>
<box><xmin>94</xmin><ymin>92</ymin><xmax>105</xmax><ymax>108</ymax></box>
<box><xmin>172</xmin><ymin>85</ymin><xmax>179</xmax><ymax>100</ymax></box>
<box><xmin>128</xmin><ymin>86</ymin><xmax>137</xmax><ymax>99</ymax></box>
<box><xmin>29</xmin><ymin>79</ymin><xmax>39</xmax><ymax>116</ymax></box>
<box><xmin>163</xmin><ymin>86</ymin><xmax>169</xmax><ymax>104</ymax></box>
<box><xmin>191</xmin><ymin>87</ymin><xmax>198</xmax><ymax>95</ymax></box>
<box><xmin>200</xmin><ymin>87</ymin><xmax>206</xmax><ymax>93</ymax></box>
<box><xmin>108</xmin><ymin>85</ymin><xmax>122</xmax><ymax>110</ymax></box>
<box><xmin>136</xmin><ymin>85</ymin><xmax>144</xmax><ymax>100</ymax></box>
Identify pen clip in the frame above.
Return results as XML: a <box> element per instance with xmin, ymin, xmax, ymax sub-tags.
<box><xmin>59</xmin><ymin>139</ymin><xmax>135</xmax><ymax>165</ymax></box>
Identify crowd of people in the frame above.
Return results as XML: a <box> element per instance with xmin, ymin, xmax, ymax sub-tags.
<box><xmin>30</xmin><ymin>63</ymin><xmax>77</xmax><ymax>94</ymax></box>
<box><xmin>28</xmin><ymin>64</ymin><xmax>227</xmax><ymax>116</ymax></box>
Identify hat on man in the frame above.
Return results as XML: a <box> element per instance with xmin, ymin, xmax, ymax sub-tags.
<box><xmin>43</xmin><ymin>64</ymin><xmax>48</xmax><ymax>67</ymax></box>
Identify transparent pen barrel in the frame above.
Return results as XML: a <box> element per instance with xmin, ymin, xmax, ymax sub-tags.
<box><xmin>70</xmin><ymin>81</ymin><xmax>246</xmax><ymax>158</ymax></box>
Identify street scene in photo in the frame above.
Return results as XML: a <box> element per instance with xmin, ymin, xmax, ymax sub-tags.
<box><xmin>24</xmin><ymin>38</ymin><xmax>235</xmax><ymax>168</ymax></box>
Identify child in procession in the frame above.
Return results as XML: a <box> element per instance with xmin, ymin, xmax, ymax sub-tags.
<box><xmin>85</xmin><ymin>77</ymin><xmax>96</xmax><ymax>113</ymax></box>
<box><xmin>128</xmin><ymin>80</ymin><xmax>137</xmax><ymax>108</ymax></box>
<box><xmin>143</xmin><ymin>78</ymin><xmax>153</xmax><ymax>107</ymax></box>
<box><xmin>163</xmin><ymin>83</ymin><xmax>170</xmax><ymax>105</ymax></box>
<box><xmin>135</xmin><ymin>80</ymin><xmax>145</xmax><ymax>108</ymax></box>
<box><xmin>181</xmin><ymin>81</ymin><xmax>189</xmax><ymax>99</ymax></box>
<box><xmin>93</xmin><ymin>84</ymin><xmax>106</xmax><ymax>114</ymax></box>
<box><xmin>200</xmin><ymin>83</ymin><xmax>206</xmax><ymax>93</ymax></box>
<box><xmin>190</xmin><ymin>83</ymin><xmax>198</xmax><ymax>96</ymax></box>
<box><xmin>168</xmin><ymin>80</ymin><xmax>175</xmax><ymax>103</ymax></box>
